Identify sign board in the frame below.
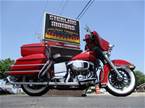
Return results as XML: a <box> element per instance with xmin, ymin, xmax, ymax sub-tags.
<box><xmin>43</xmin><ymin>13</ymin><xmax>80</xmax><ymax>46</ymax></box>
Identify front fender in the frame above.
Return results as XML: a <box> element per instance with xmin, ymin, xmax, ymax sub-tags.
<box><xmin>100</xmin><ymin>59</ymin><xmax>135</xmax><ymax>87</ymax></box>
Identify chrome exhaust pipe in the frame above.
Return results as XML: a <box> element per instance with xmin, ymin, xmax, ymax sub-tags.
<box><xmin>49</xmin><ymin>82</ymin><xmax>79</xmax><ymax>86</ymax></box>
<box><xmin>79</xmin><ymin>78</ymin><xmax>96</xmax><ymax>82</ymax></box>
<box><xmin>6</xmin><ymin>76</ymin><xmax>48</xmax><ymax>85</ymax></box>
<box><xmin>6</xmin><ymin>76</ymin><xmax>79</xmax><ymax>86</ymax></box>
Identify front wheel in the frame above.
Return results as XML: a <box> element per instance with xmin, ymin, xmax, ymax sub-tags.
<box><xmin>106</xmin><ymin>68</ymin><xmax>136</xmax><ymax>97</ymax></box>
<box><xmin>21</xmin><ymin>76</ymin><xmax>49</xmax><ymax>96</ymax></box>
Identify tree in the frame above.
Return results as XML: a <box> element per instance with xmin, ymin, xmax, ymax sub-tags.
<box><xmin>0</xmin><ymin>58</ymin><xmax>15</xmax><ymax>79</ymax></box>
<box><xmin>134</xmin><ymin>71</ymin><xmax>145</xmax><ymax>86</ymax></box>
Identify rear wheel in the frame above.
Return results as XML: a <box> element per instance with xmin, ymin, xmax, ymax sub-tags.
<box><xmin>21</xmin><ymin>76</ymin><xmax>49</xmax><ymax>96</ymax></box>
<box><xmin>106</xmin><ymin>68</ymin><xmax>136</xmax><ymax>97</ymax></box>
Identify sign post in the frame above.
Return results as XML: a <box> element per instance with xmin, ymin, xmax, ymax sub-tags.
<box><xmin>43</xmin><ymin>13</ymin><xmax>80</xmax><ymax>47</ymax></box>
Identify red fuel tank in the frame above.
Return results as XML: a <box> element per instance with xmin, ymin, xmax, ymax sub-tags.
<box><xmin>71</xmin><ymin>51</ymin><xmax>97</xmax><ymax>63</ymax></box>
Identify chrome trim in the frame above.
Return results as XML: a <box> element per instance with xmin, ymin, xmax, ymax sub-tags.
<box><xmin>65</xmin><ymin>70</ymin><xmax>70</xmax><ymax>82</ymax></box>
<box><xmin>11</xmin><ymin>64</ymin><xmax>45</xmax><ymax>67</ymax></box>
<box><xmin>67</xmin><ymin>60</ymin><xmax>94</xmax><ymax>71</ymax></box>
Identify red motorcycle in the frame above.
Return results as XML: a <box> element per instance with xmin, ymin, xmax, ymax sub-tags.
<box><xmin>7</xmin><ymin>28</ymin><xmax>136</xmax><ymax>96</ymax></box>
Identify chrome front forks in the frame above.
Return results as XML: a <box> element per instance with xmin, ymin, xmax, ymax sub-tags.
<box><xmin>103</xmin><ymin>54</ymin><xmax>123</xmax><ymax>79</ymax></box>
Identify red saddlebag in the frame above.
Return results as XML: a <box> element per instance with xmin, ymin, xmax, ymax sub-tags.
<box><xmin>21</xmin><ymin>43</ymin><xmax>45</xmax><ymax>57</ymax></box>
<box><xmin>8</xmin><ymin>54</ymin><xmax>46</xmax><ymax>75</ymax></box>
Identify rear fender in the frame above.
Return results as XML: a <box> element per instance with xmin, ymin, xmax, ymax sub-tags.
<box><xmin>100</xmin><ymin>59</ymin><xmax>135</xmax><ymax>87</ymax></box>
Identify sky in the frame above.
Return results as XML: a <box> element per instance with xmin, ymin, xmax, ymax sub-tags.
<box><xmin>0</xmin><ymin>0</ymin><xmax>144</xmax><ymax>73</ymax></box>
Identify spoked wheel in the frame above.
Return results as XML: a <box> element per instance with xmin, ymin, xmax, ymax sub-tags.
<box><xmin>106</xmin><ymin>68</ymin><xmax>136</xmax><ymax>97</ymax></box>
<box><xmin>21</xmin><ymin>76</ymin><xmax>49</xmax><ymax>96</ymax></box>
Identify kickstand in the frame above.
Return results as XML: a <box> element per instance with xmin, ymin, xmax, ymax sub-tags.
<box><xmin>81</xmin><ymin>87</ymin><xmax>89</xmax><ymax>97</ymax></box>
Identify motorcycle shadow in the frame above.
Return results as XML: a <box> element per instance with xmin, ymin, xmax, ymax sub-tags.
<box><xmin>45</xmin><ymin>89</ymin><xmax>85</xmax><ymax>97</ymax></box>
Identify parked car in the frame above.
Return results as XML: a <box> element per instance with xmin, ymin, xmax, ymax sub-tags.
<box><xmin>0</xmin><ymin>87</ymin><xmax>14</xmax><ymax>95</ymax></box>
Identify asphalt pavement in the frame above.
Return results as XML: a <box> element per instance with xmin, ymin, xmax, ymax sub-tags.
<box><xmin>0</xmin><ymin>93</ymin><xmax>145</xmax><ymax>108</ymax></box>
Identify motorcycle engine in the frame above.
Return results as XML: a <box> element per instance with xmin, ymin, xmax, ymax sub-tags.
<box><xmin>67</xmin><ymin>60</ymin><xmax>95</xmax><ymax>81</ymax></box>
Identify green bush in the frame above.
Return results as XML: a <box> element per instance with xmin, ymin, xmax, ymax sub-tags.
<box><xmin>0</xmin><ymin>58</ymin><xmax>15</xmax><ymax>79</ymax></box>
<box><xmin>134</xmin><ymin>71</ymin><xmax>145</xmax><ymax>86</ymax></box>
